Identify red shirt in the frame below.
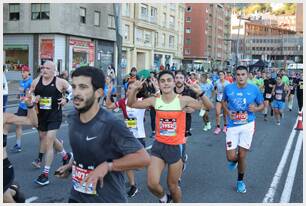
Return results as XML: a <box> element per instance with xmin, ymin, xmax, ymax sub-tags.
<box><xmin>115</xmin><ymin>98</ymin><xmax>128</xmax><ymax>119</ymax></box>
<box><xmin>225</xmin><ymin>75</ymin><xmax>234</xmax><ymax>83</ymax></box>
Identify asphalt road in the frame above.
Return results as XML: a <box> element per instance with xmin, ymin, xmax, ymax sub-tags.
<box><xmin>5</xmin><ymin>102</ymin><xmax>303</xmax><ymax>203</ymax></box>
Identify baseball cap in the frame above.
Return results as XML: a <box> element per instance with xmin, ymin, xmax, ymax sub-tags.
<box><xmin>21</xmin><ymin>65</ymin><xmax>30</xmax><ymax>72</ymax></box>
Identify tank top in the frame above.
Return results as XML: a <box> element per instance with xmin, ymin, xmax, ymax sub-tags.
<box><xmin>274</xmin><ymin>84</ymin><xmax>286</xmax><ymax>102</ymax></box>
<box><xmin>154</xmin><ymin>95</ymin><xmax>186</xmax><ymax>145</ymax></box>
<box><xmin>34</xmin><ymin>76</ymin><xmax>63</xmax><ymax>122</ymax></box>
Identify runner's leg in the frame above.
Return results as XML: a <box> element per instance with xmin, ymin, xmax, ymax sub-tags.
<box><xmin>167</xmin><ymin>159</ymin><xmax>183</xmax><ymax>203</ymax></box>
<box><xmin>147</xmin><ymin>156</ymin><xmax>166</xmax><ymax>198</ymax></box>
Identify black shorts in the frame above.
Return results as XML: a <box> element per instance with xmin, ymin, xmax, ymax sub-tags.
<box><xmin>38</xmin><ymin>121</ymin><xmax>61</xmax><ymax>132</ymax></box>
<box><xmin>263</xmin><ymin>93</ymin><xmax>273</xmax><ymax>102</ymax></box>
<box><xmin>3</xmin><ymin>158</ymin><xmax>14</xmax><ymax>192</ymax></box>
<box><xmin>151</xmin><ymin>141</ymin><xmax>185</xmax><ymax>165</ymax></box>
<box><xmin>15</xmin><ymin>108</ymin><xmax>27</xmax><ymax>116</ymax></box>
<box><xmin>137</xmin><ymin>138</ymin><xmax>146</xmax><ymax>147</ymax></box>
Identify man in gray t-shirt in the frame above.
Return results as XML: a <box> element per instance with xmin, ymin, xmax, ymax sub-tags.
<box><xmin>55</xmin><ymin>66</ymin><xmax>150</xmax><ymax>203</ymax></box>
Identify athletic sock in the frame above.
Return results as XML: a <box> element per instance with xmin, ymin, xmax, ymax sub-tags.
<box><xmin>238</xmin><ymin>173</ymin><xmax>244</xmax><ymax>181</ymax></box>
<box><xmin>16</xmin><ymin>139</ymin><xmax>21</xmax><ymax>147</ymax></box>
<box><xmin>159</xmin><ymin>193</ymin><xmax>168</xmax><ymax>203</ymax></box>
<box><xmin>38</xmin><ymin>153</ymin><xmax>44</xmax><ymax>161</ymax></box>
<box><xmin>43</xmin><ymin>166</ymin><xmax>50</xmax><ymax>176</ymax></box>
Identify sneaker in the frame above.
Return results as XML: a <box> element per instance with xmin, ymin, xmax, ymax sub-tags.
<box><xmin>203</xmin><ymin>125</ymin><xmax>208</xmax><ymax>131</ymax></box>
<box><xmin>150</xmin><ymin>131</ymin><xmax>155</xmax><ymax>139</ymax></box>
<box><xmin>35</xmin><ymin>173</ymin><xmax>49</xmax><ymax>186</ymax></box>
<box><xmin>214</xmin><ymin>127</ymin><xmax>221</xmax><ymax>135</ymax></box>
<box><xmin>264</xmin><ymin>116</ymin><xmax>268</xmax><ymax>121</ymax></box>
<box><xmin>62</xmin><ymin>152</ymin><xmax>72</xmax><ymax>165</ymax></box>
<box><xmin>32</xmin><ymin>158</ymin><xmax>41</xmax><ymax>169</ymax></box>
<box><xmin>276</xmin><ymin>121</ymin><xmax>281</xmax><ymax>126</ymax></box>
<box><xmin>10</xmin><ymin>144</ymin><xmax>22</xmax><ymax>153</ymax></box>
<box><xmin>236</xmin><ymin>180</ymin><xmax>247</xmax><ymax>193</ymax></box>
<box><xmin>127</xmin><ymin>185</ymin><xmax>138</xmax><ymax>197</ymax></box>
<box><xmin>159</xmin><ymin>193</ymin><xmax>172</xmax><ymax>203</ymax></box>
<box><xmin>223</xmin><ymin>126</ymin><xmax>227</xmax><ymax>133</ymax></box>
<box><xmin>206</xmin><ymin>122</ymin><xmax>212</xmax><ymax>130</ymax></box>
<box><xmin>186</xmin><ymin>130</ymin><xmax>192</xmax><ymax>136</ymax></box>
<box><xmin>227</xmin><ymin>161</ymin><xmax>238</xmax><ymax>171</ymax></box>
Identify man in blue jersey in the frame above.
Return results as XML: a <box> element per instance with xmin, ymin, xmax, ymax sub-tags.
<box><xmin>222</xmin><ymin>66</ymin><xmax>264</xmax><ymax>193</ymax></box>
<box><xmin>11</xmin><ymin>65</ymin><xmax>33</xmax><ymax>153</ymax></box>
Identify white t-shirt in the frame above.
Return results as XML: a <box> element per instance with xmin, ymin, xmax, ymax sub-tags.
<box><xmin>3</xmin><ymin>74</ymin><xmax>8</xmax><ymax>95</ymax></box>
<box><xmin>125</xmin><ymin>99</ymin><xmax>146</xmax><ymax>139</ymax></box>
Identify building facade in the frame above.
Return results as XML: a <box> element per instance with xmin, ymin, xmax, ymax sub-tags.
<box><xmin>121</xmin><ymin>3</ymin><xmax>185</xmax><ymax>74</ymax></box>
<box><xmin>183</xmin><ymin>3</ymin><xmax>232</xmax><ymax>72</ymax></box>
<box><xmin>3</xmin><ymin>3</ymin><xmax>116</xmax><ymax>80</ymax></box>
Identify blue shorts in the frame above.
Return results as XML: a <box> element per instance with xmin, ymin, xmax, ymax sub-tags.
<box><xmin>272</xmin><ymin>100</ymin><xmax>285</xmax><ymax>110</ymax></box>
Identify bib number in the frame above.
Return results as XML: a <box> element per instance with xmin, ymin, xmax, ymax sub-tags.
<box><xmin>39</xmin><ymin>97</ymin><xmax>52</xmax><ymax>110</ymax></box>
<box><xmin>299</xmin><ymin>82</ymin><xmax>303</xmax><ymax>90</ymax></box>
<box><xmin>233</xmin><ymin>112</ymin><xmax>248</xmax><ymax>125</ymax></box>
<box><xmin>275</xmin><ymin>94</ymin><xmax>282</xmax><ymax>100</ymax></box>
<box><xmin>217</xmin><ymin>93</ymin><xmax>223</xmax><ymax>102</ymax></box>
<box><xmin>159</xmin><ymin>118</ymin><xmax>177</xmax><ymax>137</ymax></box>
<box><xmin>72</xmin><ymin>165</ymin><xmax>96</xmax><ymax>195</ymax></box>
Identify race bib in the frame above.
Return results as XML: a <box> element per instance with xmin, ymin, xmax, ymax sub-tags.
<box><xmin>299</xmin><ymin>82</ymin><xmax>303</xmax><ymax>90</ymax></box>
<box><xmin>275</xmin><ymin>94</ymin><xmax>282</xmax><ymax>100</ymax></box>
<box><xmin>39</xmin><ymin>97</ymin><xmax>52</xmax><ymax>110</ymax></box>
<box><xmin>265</xmin><ymin>93</ymin><xmax>272</xmax><ymax>99</ymax></box>
<box><xmin>217</xmin><ymin>93</ymin><xmax>223</xmax><ymax>102</ymax></box>
<box><xmin>125</xmin><ymin>119</ymin><xmax>137</xmax><ymax>129</ymax></box>
<box><xmin>159</xmin><ymin>118</ymin><xmax>177</xmax><ymax>136</ymax></box>
<box><xmin>289</xmin><ymin>86</ymin><xmax>294</xmax><ymax>90</ymax></box>
<box><xmin>233</xmin><ymin>112</ymin><xmax>248</xmax><ymax>125</ymax></box>
<box><xmin>72</xmin><ymin>165</ymin><xmax>96</xmax><ymax>195</ymax></box>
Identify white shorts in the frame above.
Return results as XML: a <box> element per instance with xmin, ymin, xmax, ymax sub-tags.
<box><xmin>225</xmin><ymin>121</ymin><xmax>255</xmax><ymax>150</ymax></box>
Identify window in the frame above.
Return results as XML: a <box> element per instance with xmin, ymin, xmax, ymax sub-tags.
<box><xmin>150</xmin><ymin>7</ymin><xmax>157</xmax><ymax>23</ymax></box>
<box><xmin>186</xmin><ymin>28</ymin><xmax>191</xmax><ymax>33</ymax></box>
<box><xmin>169</xmin><ymin>35</ymin><xmax>174</xmax><ymax>48</ymax></box>
<box><xmin>9</xmin><ymin>4</ymin><xmax>20</xmax><ymax>20</ymax></box>
<box><xmin>169</xmin><ymin>15</ymin><xmax>175</xmax><ymax>28</ymax></box>
<box><xmin>186</xmin><ymin>17</ymin><xmax>191</xmax><ymax>22</ymax></box>
<box><xmin>186</xmin><ymin>38</ymin><xmax>191</xmax><ymax>45</ymax></box>
<box><xmin>154</xmin><ymin>32</ymin><xmax>158</xmax><ymax>47</ymax></box>
<box><xmin>80</xmin><ymin>7</ymin><xmax>86</xmax><ymax>23</ymax></box>
<box><xmin>186</xmin><ymin>6</ymin><xmax>192</xmax><ymax>12</ymax></box>
<box><xmin>144</xmin><ymin>31</ymin><xmax>152</xmax><ymax>44</ymax></box>
<box><xmin>163</xmin><ymin>13</ymin><xmax>166</xmax><ymax>26</ymax></box>
<box><xmin>140</xmin><ymin>4</ymin><xmax>148</xmax><ymax>20</ymax></box>
<box><xmin>136</xmin><ymin>28</ymin><xmax>144</xmax><ymax>42</ymax></box>
<box><xmin>108</xmin><ymin>15</ymin><xmax>115</xmax><ymax>29</ymax></box>
<box><xmin>162</xmin><ymin>33</ymin><xmax>166</xmax><ymax>46</ymax></box>
<box><xmin>124</xmin><ymin>24</ymin><xmax>130</xmax><ymax>40</ymax></box>
<box><xmin>94</xmin><ymin>11</ymin><xmax>100</xmax><ymax>26</ymax></box>
<box><xmin>185</xmin><ymin>49</ymin><xmax>190</xmax><ymax>55</ymax></box>
<box><xmin>170</xmin><ymin>4</ymin><xmax>176</xmax><ymax>11</ymax></box>
<box><xmin>31</xmin><ymin>3</ymin><xmax>50</xmax><ymax>20</ymax></box>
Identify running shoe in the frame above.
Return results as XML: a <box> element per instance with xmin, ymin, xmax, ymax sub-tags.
<box><xmin>223</xmin><ymin>126</ymin><xmax>227</xmax><ymax>133</ymax></box>
<box><xmin>10</xmin><ymin>144</ymin><xmax>22</xmax><ymax>153</ymax></box>
<box><xmin>62</xmin><ymin>152</ymin><xmax>72</xmax><ymax>165</ymax></box>
<box><xmin>159</xmin><ymin>193</ymin><xmax>172</xmax><ymax>203</ymax></box>
<box><xmin>127</xmin><ymin>185</ymin><xmax>138</xmax><ymax>197</ymax></box>
<box><xmin>264</xmin><ymin>116</ymin><xmax>268</xmax><ymax>121</ymax></box>
<box><xmin>276</xmin><ymin>121</ymin><xmax>281</xmax><ymax>126</ymax></box>
<box><xmin>150</xmin><ymin>131</ymin><xmax>156</xmax><ymax>139</ymax></box>
<box><xmin>206</xmin><ymin>122</ymin><xmax>212</xmax><ymax>130</ymax></box>
<box><xmin>182</xmin><ymin>154</ymin><xmax>188</xmax><ymax>172</ymax></box>
<box><xmin>203</xmin><ymin>125</ymin><xmax>208</xmax><ymax>131</ymax></box>
<box><xmin>236</xmin><ymin>180</ymin><xmax>247</xmax><ymax>193</ymax></box>
<box><xmin>227</xmin><ymin>161</ymin><xmax>238</xmax><ymax>171</ymax></box>
<box><xmin>35</xmin><ymin>173</ymin><xmax>49</xmax><ymax>186</ymax></box>
<box><xmin>214</xmin><ymin>127</ymin><xmax>221</xmax><ymax>135</ymax></box>
<box><xmin>32</xmin><ymin>158</ymin><xmax>42</xmax><ymax>169</ymax></box>
<box><xmin>186</xmin><ymin>130</ymin><xmax>192</xmax><ymax>136</ymax></box>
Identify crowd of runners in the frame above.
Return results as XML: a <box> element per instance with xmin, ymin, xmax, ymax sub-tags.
<box><xmin>3</xmin><ymin>61</ymin><xmax>303</xmax><ymax>203</ymax></box>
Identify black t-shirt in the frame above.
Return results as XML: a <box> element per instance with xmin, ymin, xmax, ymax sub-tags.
<box><xmin>68</xmin><ymin>107</ymin><xmax>143</xmax><ymax>203</ymax></box>
<box><xmin>296</xmin><ymin>78</ymin><xmax>303</xmax><ymax>95</ymax></box>
<box><xmin>264</xmin><ymin>78</ymin><xmax>276</xmax><ymax>94</ymax></box>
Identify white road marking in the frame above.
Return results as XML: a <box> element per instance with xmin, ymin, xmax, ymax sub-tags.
<box><xmin>25</xmin><ymin>196</ymin><xmax>38</xmax><ymax>203</ymax></box>
<box><xmin>262</xmin><ymin>117</ymin><xmax>299</xmax><ymax>203</ymax></box>
<box><xmin>280</xmin><ymin>132</ymin><xmax>303</xmax><ymax>203</ymax></box>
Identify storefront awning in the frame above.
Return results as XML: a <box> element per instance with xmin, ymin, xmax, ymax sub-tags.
<box><xmin>4</xmin><ymin>45</ymin><xmax>28</xmax><ymax>50</ymax></box>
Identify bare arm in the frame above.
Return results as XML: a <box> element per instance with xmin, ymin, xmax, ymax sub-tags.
<box><xmin>4</xmin><ymin>107</ymin><xmax>38</xmax><ymax>127</ymax></box>
<box><xmin>127</xmin><ymin>79</ymin><xmax>155</xmax><ymax>109</ymax></box>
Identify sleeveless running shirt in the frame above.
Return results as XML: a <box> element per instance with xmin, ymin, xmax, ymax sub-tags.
<box><xmin>274</xmin><ymin>84</ymin><xmax>286</xmax><ymax>102</ymax></box>
<box><xmin>34</xmin><ymin>76</ymin><xmax>63</xmax><ymax>122</ymax></box>
<box><xmin>154</xmin><ymin>95</ymin><xmax>186</xmax><ymax>145</ymax></box>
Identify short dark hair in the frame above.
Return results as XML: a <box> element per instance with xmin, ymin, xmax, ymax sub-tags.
<box><xmin>131</xmin><ymin>67</ymin><xmax>137</xmax><ymax>72</ymax></box>
<box><xmin>157</xmin><ymin>70</ymin><xmax>175</xmax><ymax>82</ymax></box>
<box><xmin>218</xmin><ymin>71</ymin><xmax>225</xmax><ymax>75</ymax></box>
<box><xmin>175</xmin><ymin>70</ymin><xmax>187</xmax><ymax>77</ymax></box>
<box><xmin>71</xmin><ymin>66</ymin><xmax>105</xmax><ymax>91</ymax></box>
<box><xmin>236</xmin><ymin>66</ymin><xmax>248</xmax><ymax>73</ymax></box>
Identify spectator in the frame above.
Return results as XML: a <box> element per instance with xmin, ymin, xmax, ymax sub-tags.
<box><xmin>3</xmin><ymin>71</ymin><xmax>8</xmax><ymax>112</ymax></box>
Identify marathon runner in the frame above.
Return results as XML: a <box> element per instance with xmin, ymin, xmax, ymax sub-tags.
<box><xmin>30</xmin><ymin>60</ymin><xmax>72</xmax><ymax>185</ymax></box>
<box><xmin>214</xmin><ymin>71</ymin><xmax>230</xmax><ymax>134</ymax></box>
<box><xmin>3</xmin><ymin>92</ymin><xmax>37</xmax><ymax>203</ymax></box>
<box><xmin>262</xmin><ymin>71</ymin><xmax>276</xmax><ymax>121</ymax></box>
<box><xmin>272</xmin><ymin>75</ymin><xmax>290</xmax><ymax>125</ymax></box>
<box><xmin>288</xmin><ymin>72</ymin><xmax>297</xmax><ymax>111</ymax></box>
<box><xmin>222</xmin><ymin>66</ymin><xmax>264</xmax><ymax>193</ymax></box>
<box><xmin>127</xmin><ymin>70</ymin><xmax>213</xmax><ymax>203</ymax></box>
<box><xmin>295</xmin><ymin>72</ymin><xmax>303</xmax><ymax>112</ymax></box>
<box><xmin>55</xmin><ymin>66</ymin><xmax>150</xmax><ymax>203</ymax></box>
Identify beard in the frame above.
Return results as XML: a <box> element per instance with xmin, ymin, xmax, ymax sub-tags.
<box><xmin>74</xmin><ymin>94</ymin><xmax>96</xmax><ymax>113</ymax></box>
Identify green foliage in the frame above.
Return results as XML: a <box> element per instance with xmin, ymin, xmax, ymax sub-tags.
<box><xmin>272</xmin><ymin>3</ymin><xmax>296</xmax><ymax>15</ymax></box>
